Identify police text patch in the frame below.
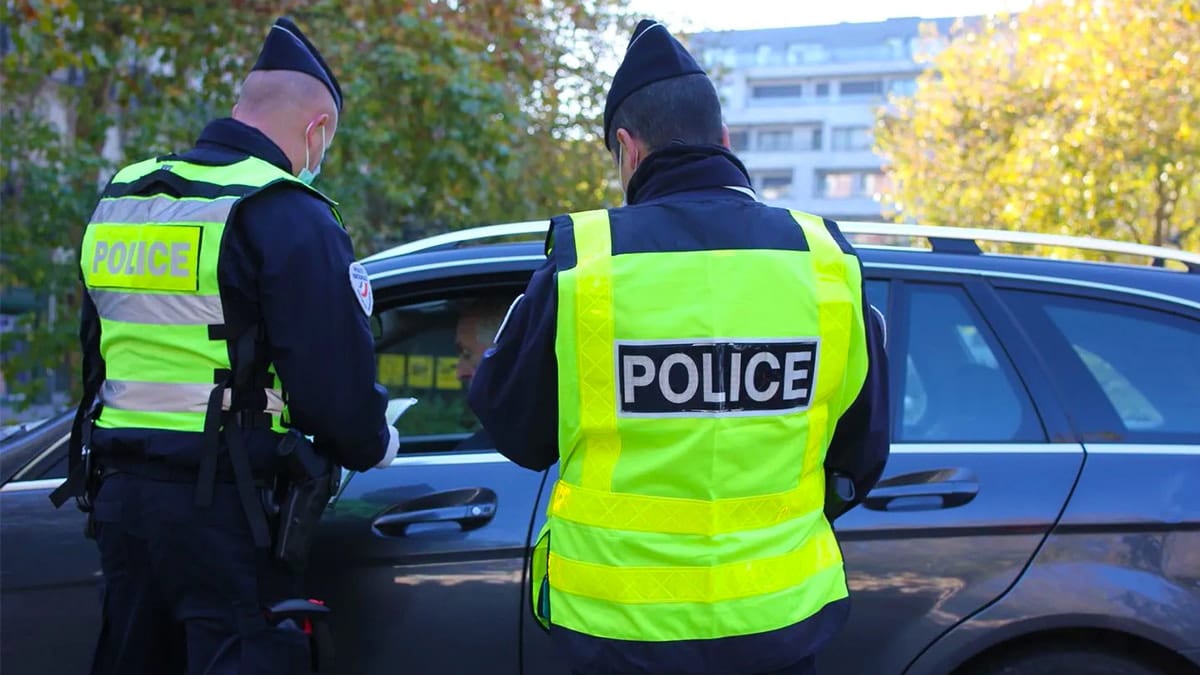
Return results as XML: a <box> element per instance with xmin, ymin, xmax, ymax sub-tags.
<box><xmin>85</xmin><ymin>224</ymin><xmax>202</xmax><ymax>292</ymax></box>
<box><xmin>616</xmin><ymin>339</ymin><xmax>819</xmax><ymax>417</ymax></box>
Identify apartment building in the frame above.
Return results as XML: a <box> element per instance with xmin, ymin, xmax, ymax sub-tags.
<box><xmin>691</xmin><ymin>17</ymin><xmax>962</xmax><ymax>221</ymax></box>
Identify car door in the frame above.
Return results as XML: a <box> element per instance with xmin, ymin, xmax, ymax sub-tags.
<box><xmin>307</xmin><ymin>281</ymin><xmax>548</xmax><ymax>675</ymax></box>
<box><xmin>517</xmin><ymin>271</ymin><xmax>1084</xmax><ymax>675</ymax></box>
<box><xmin>818</xmin><ymin>272</ymin><xmax>1085</xmax><ymax>674</ymax></box>
<box><xmin>0</xmin><ymin>413</ymin><xmax>102</xmax><ymax>675</ymax></box>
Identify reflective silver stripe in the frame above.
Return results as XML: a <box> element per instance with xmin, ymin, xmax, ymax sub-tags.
<box><xmin>90</xmin><ymin>289</ymin><xmax>224</xmax><ymax>325</ymax></box>
<box><xmin>91</xmin><ymin>195</ymin><xmax>239</xmax><ymax>225</ymax></box>
<box><xmin>100</xmin><ymin>381</ymin><xmax>284</xmax><ymax>416</ymax></box>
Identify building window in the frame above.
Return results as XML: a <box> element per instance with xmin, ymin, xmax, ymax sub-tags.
<box><xmin>751</xmin><ymin>83</ymin><xmax>804</xmax><ymax>99</ymax></box>
<box><xmin>704</xmin><ymin>48</ymin><xmax>738</xmax><ymax>68</ymax></box>
<box><xmin>786</xmin><ymin>43</ymin><xmax>827</xmax><ymax>65</ymax></box>
<box><xmin>864</xmin><ymin>171</ymin><xmax>891</xmax><ymax>196</ymax></box>
<box><xmin>728</xmin><ymin>129</ymin><xmax>750</xmax><ymax>152</ymax></box>
<box><xmin>831</xmin><ymin>126</ymin><xmax>873</xmax><ymax>151</ymax></box>
<box><xmin>839</xmin><ymin>80</ymin><xmax>884</xmax><ymax>97</ymax></box>
<box><xmin>755</xmin><ymin>45</ymin><xmax>774</xmax><ymax>66</ymax></box>
<box><xmin>815</xmin><ymin>82</ymin><xmax>830</xmax><ymax>97</ymax></box>
<box><xmin>810</xmin><ymin>128</ymin><xmax>823</xmax><ymax>151</ymax></box>
<box><xmin>756</xmin><ymin>129</ymin><xmax>793</xmax><ymax>152</ymax></box>
<box><xmin>754</xmin><ymin>171</ymin><xmax>794</xmax><ymax>201</ymax></box>
<box><xmin>889</xmin><ymin>78</ymin><xmax>918</xmax><ymax>96</ymax></box>
<box><xmin>818</xmin><ymin>170</ymin><xmax>891</xmax><ymax>199</ymax></box>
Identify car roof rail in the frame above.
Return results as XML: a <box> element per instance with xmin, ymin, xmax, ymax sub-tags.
<box><xmin>360</xmin><ymin>221</ymin><xmax>548</xmax><ymax>262</ymax></box>
<box><xmin>838</xmin><ymin>221</ymin><xmax>1200</xmax><ymax>273</ymax></box>
<box><xmin>362</xmin><ymin>218</ymin><xmax>1200</xmax><ymax>274</ymax></box>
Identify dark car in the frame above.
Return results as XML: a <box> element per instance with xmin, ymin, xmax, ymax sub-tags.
<box><xmin>3</xmin><ymin>222</ymin><xmax>1199</xmax><ymax>675</ymax></box>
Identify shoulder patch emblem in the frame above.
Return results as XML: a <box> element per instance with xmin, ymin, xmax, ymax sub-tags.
<box><xmin>349</xmin><ymin>262</ymin><xmax>373</xmax><ymax>316</ymax></box>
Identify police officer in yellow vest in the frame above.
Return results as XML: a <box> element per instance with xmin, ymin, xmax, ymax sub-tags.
<box><xmin>51</xmin><ymin>17</ymin><xmax>399</xmax><ymax>675</ymax></box>
<box><xmin>468</xmin><ymin>19</ymin><xmax>890</xmax><ymax>675</ymax></box>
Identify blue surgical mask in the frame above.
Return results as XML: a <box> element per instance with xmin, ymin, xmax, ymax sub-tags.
<box><xmin>298</xmin><ymin>122</ymin><xmax>326</xmax><ymax>185</ymax></box>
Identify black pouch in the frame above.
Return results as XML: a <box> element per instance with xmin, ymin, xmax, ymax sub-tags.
<box><xmin>273</xmin><ymin>431</ymin><xmax>341</xmax><ymax>571</ymax></box>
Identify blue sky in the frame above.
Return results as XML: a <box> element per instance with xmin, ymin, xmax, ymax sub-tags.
<box><xmin>626</xmin><ymin>0</ymin><xmax>1033</xmax><ymax>31</ymax></box>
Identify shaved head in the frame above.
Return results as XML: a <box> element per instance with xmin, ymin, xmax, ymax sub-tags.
<box><xmin>233</xmin><ymin>70</ymin><xmax>339</xmax><ymax>176</ymax></box>
<box><xmin>237</xmin><ymin>70</ymin><xmax>337</xmax><ymax>123</ymax></box>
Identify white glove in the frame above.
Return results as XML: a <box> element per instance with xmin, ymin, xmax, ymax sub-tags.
<box><xmin>375</xmin><ymin>425</ymin><xmax>400</xmax><ymax>469</ymax></box>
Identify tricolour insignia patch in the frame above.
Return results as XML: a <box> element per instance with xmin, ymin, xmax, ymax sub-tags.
<box><xmin>349</xmin><ymin>262</ymin><xmax>373</xmax><ymax>316</ymax></box>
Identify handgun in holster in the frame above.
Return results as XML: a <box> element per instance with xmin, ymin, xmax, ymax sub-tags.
<box><xmin>272</xmin><ymin>430</ymin><xmax>341</xmax><ymax>571</ymax></box>
<box><xmin>75</xmin><ymin>403</ymin><xmax>107</xmax><ymax>540</ymax></box>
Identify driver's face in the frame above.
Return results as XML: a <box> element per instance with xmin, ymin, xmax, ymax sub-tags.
<box><xmin>455</xmin><ymin>315</ymin><xmax>487</xmax><ymax>386</ymax></box>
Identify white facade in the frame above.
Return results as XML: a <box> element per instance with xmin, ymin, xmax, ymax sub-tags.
<box><xmin>692</xmin><ymin>18</ymin><xmax>960</xmax><ymax>221</ymax></box>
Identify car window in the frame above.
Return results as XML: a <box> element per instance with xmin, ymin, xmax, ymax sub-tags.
<box><xmin>866</xmin><ymin>279</ymin><xmax>889</xmax><ymax>317</ymax></box>
<box><xmin>1002</xmin><ymin>290</ymin><xmax>1200</xmax><ymax>442</ymax></box>
<box><xmin>898</xmin><ymin>283</ymin><xmax>1045</xmax><ymax>443</ymax></box>
<box><xmin>374</xmin><ymin>290</ymin><xmax>521</xmax><ymax>443</ymax></box>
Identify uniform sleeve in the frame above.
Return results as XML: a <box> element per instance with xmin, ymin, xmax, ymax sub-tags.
<box><xmin>238</xmin><ymin>187</ymin><xmax>390</xmax><ymax>471</ymax></box>
<box><xmin>824</xmin><ymin>282</ymin><xmax>891</xmax><ymax>521</ymax></box>
<box><xmin>467</xmin><ymin>256</ymin><xmax>559</xmax><ymax>472</ymax></box>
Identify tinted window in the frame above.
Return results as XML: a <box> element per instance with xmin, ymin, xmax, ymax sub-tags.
<box><xmin>866</xmin><ymin>279</ymin><xmax>889</xmax><ymax>317</ymax></box>
<box><xmin>898</xmin><ymin>283</ymin><xmax>1044</xmax><ymax>443</ymax></box>
<box><xmin>374</xmin><ymin>291</ymin><xmax>520</xmax><ymax>443</ymax></box>
<box><xmin>1003</xmin><ymin>290</ymin><xmax>1200</xmax><ymax>442</ymax></box>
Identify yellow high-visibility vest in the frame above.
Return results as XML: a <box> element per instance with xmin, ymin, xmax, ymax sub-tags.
<box><xmin>531</xmin><ymin>206</ymin><xmax>868</xmax><ymax>643</ymax></box>
<box><xmin>80</xmin><ymin>155</ymin><xmax>340</xmax><ymax>434</ymax></box>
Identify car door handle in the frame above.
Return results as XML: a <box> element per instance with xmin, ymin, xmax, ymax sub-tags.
<box><xmin>863</xmin><ymin>468</ymin><xmax>979</xmax><ymax>511</ymax></box>
<box><xmin>371</xmin><ymin>487</ymin><xmax>498</xmax><ymax>537</ymax></box>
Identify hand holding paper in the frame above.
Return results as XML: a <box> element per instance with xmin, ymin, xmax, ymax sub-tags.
<box><xmin>374</xmin><ymin>397</ymin><xmax>419</xmax><ymax>469</ymax></box>
<box><xmin>386</xmin><ymin>397</ymin><xmax>419</xmax><ymax>427</ymax></box>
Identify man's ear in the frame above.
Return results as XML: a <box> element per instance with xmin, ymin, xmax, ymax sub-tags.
<box><xmin>615</xmin><ymin>128</ymin><xmax>639</xmax><ymax>172</ymax></box>
<box><xmin>720</xmin><ymin>123</ymin><xmax>731</xmax><ymax>150</ymax></box>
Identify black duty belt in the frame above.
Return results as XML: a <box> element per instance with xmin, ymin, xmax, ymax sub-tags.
<box><xmin>96</xmin><ymin>454</ymin><xmax>276</xmax><ymax>487</ymax></box>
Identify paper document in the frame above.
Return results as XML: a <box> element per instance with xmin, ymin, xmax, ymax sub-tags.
<box><xmin>386</xmin><ymin>397</ymin><xmax>419</xmax><ymax>426</ymax></box>
<box><xmin>335</xmin><ymin>398</ymin><xmax>418</xmax><ymax>504</ymax></box>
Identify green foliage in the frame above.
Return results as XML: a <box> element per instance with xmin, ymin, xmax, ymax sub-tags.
<box><xmin>875</xmin><ymin>0</ymin><xmax>1200</xmax><ymax>255</ymax></box>
<box><xmin>0</xmin><ymin>0</ymin><xmax>629</xmax><ymax>412</ymax></box>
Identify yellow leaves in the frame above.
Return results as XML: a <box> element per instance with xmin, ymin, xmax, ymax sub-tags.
<box><xmin>875</xmin><ymin>0</ymin><xmax>1199</xmax><ymax>247</ymax></box>
<box><xmin>1183</xmin><ymin>0</ymin><xmax>1199</xmax><ymax>22</ymax></box>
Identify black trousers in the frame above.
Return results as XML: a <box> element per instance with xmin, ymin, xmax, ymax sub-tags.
<box><xmin>88</xmin><ymin>472</ymin><xmax>310</xmax><ymax>675</ymax></box>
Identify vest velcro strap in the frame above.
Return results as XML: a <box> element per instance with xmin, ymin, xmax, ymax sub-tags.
<box><xmin>550</xmin><ymin>475</ymin><xmax>824</xmax><ymax>537</ymax></box>
<box><xmin>548</xmin><ymin>519</ymin><xmax>841</xmax><ymax>604</ymax></box>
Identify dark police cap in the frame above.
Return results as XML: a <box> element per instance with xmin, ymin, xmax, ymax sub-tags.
<box><xmin>252</xmin><ymin>17</ymin><xmax>343</xmax><ymax>111</ymax></box>
<box><xmin>603</xmin><ymin>19</ymin><xmax>706</xmax><ymax>150</ymax></box>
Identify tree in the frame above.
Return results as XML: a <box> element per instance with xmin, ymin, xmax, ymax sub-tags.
<box><xmin>875</xmin><ymin>0</ymin><xmax>1200</xmax><ymax>255</ymax></box>
<box><xmin>0</xmin><ymin>0</ymin><xmax>628</xmax><ymax>415</ymax></box>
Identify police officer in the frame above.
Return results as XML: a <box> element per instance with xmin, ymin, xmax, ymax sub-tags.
<box><xmin>52</xmin><ymin>17</ymin><xmax>399</xmax><ymax>675</ymax></box>
<box><xmin>468</xmin><ymin>19</ymin><xmax>890</xmax><ymax>675</ymax></box>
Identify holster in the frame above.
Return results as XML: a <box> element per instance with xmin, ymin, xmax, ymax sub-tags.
<box><xmin>68</xmin><ymin>413</ymin><xmax>107</xmax><ymax>540</ymax></box>
<box><xmin>273</xmin><ymin>431</ymin><xmax>340</xmax><ymax>571</ymax></box>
